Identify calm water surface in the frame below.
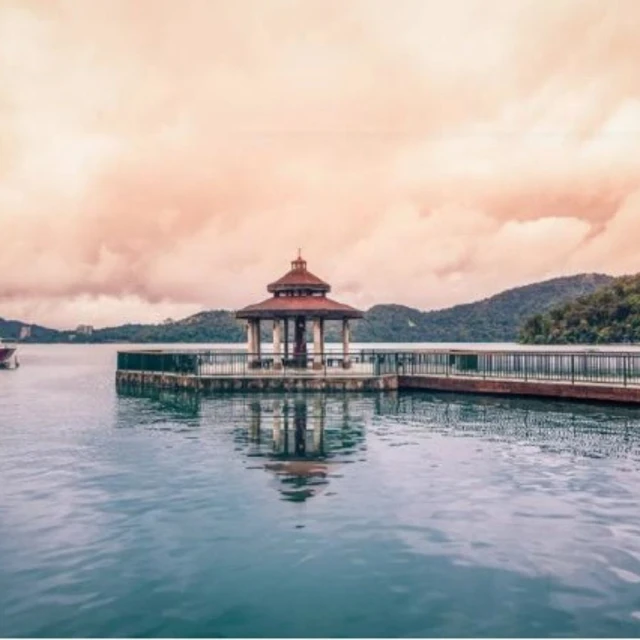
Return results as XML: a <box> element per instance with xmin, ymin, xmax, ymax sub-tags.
<box><xmin>2</xmin><ymin>345</ymin><xmax>640</xmax><ymax>637</ymax></box>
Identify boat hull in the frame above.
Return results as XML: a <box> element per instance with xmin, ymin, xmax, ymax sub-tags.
<box><xmin>0</xmin><ymin>346</ymin><xmax>17</xmax><ymax>367</ymax></box>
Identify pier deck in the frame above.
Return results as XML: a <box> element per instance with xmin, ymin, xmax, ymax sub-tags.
<box><xmin>116</xmin><ymin>348</ymin><xmax>640</xmax><ymax>404</ymax></box>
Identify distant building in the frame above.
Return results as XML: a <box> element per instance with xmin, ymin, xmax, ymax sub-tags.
<box><xmin>19</xmin><ymin>325</ymin><xmax>32</xmax><ymax>340</ymax></box>
<box><xmin>76</xmin><ymin>325</ymin><xmax>94</xmax><ymax>336</ymax></box>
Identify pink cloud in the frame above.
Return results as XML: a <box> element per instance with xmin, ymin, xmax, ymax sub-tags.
<box><xmin>1</xmin><ymin>0</ymin><xmax>640</xmax><ymax>328</ymax></box>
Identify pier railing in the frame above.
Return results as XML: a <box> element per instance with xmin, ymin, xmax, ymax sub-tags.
<box><xmin>116</xmin><ymin>350</ymin><xmax>385</xmax><ymax>377</ymax></box>
<box><xmin>385</xmin><ymin>350</ymin><xmax>640</xmax><ymax>386</ymax></box>
<box><xmin>116</xmin><ymin>348</ymin><xmax>640</xmax><ymax>387</ymax></box>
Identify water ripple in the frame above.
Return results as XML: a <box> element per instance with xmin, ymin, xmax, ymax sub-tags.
<box><xmin>2</xmin><ymin>347</ymin><xmax>640</xmax><ymax>636</ymax></box>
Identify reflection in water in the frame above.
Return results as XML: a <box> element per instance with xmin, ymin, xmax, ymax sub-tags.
<box><xmin>390</xmin><ymin>392</ymin><xmax>640</xmax><ymax>460</ymax></box>
<box><xmin>241</xmin><ymin>396</ymin><xmax>366</xmax><ymax>502</ymax></box>
<box><xmin>115</xmin><ymin>387</ymin><xmax>369</xmax><ymax>502</ymax></box>
<box><xmin>114</xmin><ymin>385</ymin><xmax>640</xmax><ymax>465</ymax></box>
<box><xmin>116</xmin><ymin>385</ymin><xmax>201</xmax><ymax>421</ymax></box>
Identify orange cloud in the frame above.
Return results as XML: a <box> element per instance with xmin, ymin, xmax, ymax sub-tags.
<box><xmin>1</xmin><ymin>0</ymin><xmax>640</xmax><ymax>327</ymax></box>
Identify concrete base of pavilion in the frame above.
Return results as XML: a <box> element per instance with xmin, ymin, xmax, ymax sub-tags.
<box><xmin>116</xmin><ymin>369</ymin><xmax>399</xmax><ymax>393</ymax></box>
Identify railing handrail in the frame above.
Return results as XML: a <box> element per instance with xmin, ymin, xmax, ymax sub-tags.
<box><xmin>117</xmin><ymin>347</ymin><xmax>640</xmax><ymax>357</ymax></box>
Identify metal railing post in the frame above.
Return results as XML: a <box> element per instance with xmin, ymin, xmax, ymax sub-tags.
<box><xmin>571</xmin><ymin>354</ymin><xmax>575</xmax><ymax>384</ymax></box>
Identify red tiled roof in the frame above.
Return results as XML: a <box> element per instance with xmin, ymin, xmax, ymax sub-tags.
<box><xmin>267</xmin><ymin>268</ymin><xmax>330</xmax><ymax>291</ymax></box>
<box><xmin>236</xmin><ymin>295</ymin><xmax>363</xmax><ymax>319</ymax></box>
<box><xmin>237</xmin><ymin>253</ymin><xmax>362</xmax><ymax>319</ymax></box>
<box><xmin>267</xmin><ymin>256</ymin><xmax>330</xmax><ymax>293</ymax></box>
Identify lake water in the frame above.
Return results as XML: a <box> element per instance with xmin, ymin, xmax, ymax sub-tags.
<box><xmin>2</xmin><ymin>344</ymin><xmax>640</xmax><ymax>637</ymax></box>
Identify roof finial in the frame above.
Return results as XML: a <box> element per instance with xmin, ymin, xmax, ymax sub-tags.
<box><xmin>292</xmin><ymin>248</ymin><xmax>306</xmax><ymax>271</ymax></box>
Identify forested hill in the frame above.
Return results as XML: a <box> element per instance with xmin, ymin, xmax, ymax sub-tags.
<box><xmin>519</xmin><ymin>274</ymin><xmax>640</xmax><ymax>344</ymax></box>
<box><xmin>1</xmin><ymin>273</ymin><xmax>613</xmax><ymax>344</ymax></box>
<box><xmin>87</xmin><ymin>311</ymin><xmax>245</xmax><ymax>344</ymax></box>
<box><xmin>353</xmin><ymin>273</ymin><xmax>613</xmax><ymax>342</ymax></box>
<box><xmin>0</xmin><ymin>318</ymin><xmax>61</xmax><ymax>342</ymax></box>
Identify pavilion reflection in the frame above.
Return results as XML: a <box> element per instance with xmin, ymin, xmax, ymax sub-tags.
<box><xmin>239</xmin><ymin>395</ymin><xmax>367</xmax><ymax>502</ymax></box>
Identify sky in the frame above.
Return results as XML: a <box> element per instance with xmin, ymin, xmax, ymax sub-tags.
<box><xmin>1</xmin><ymin>0</ymin><xmax>640</xmax><ymax>329</ymax></box>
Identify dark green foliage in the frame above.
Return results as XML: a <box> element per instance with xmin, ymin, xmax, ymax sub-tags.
<box><xmin>519</xmin><ymin>274</ymin><xmax>640</xmax><ymax>344</ymax></box>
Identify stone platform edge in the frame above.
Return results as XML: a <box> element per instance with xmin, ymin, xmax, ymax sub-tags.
<box><xmin>398</xmin><ymin>375</ymin><xmax>640</xmax><ymax>405</ymax></box>
<box><xmin>115</xmin><ymin>370</ymin><xmax>640</xmax><ymax>404</ymax></box>
<box><xmin>116</xmin><ymin>370</ymin><xmax>399</xmax><ymax>392</ymax></box>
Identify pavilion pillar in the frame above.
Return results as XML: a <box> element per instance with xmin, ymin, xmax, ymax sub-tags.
<box><xmin>294</xmin><ymin>316</ymin><xmax>306</xmax><ymax>367</ymax></box>
<box><xmin>247</xmin><ymin>320</ymin><xmax>256</xmax><ymax>366</ymax></box>
<box><xmin>284</xmin><ymin>319</ymin><xmax>289</xmax><ymax>362</ymax></box>
<box><xmin>249</xmin><ymin>319</ymin><xmax>261</xmax><ymax>367</ymax></box>
<box><xmin>342</xmin><ymin>318</ymin><xmax>351</xmax><ymax>369</ymax></box>
<box><xmin>246</xmin><ymin>320</ymin><xmax>254</xmax><ymax>355</ymax></box>
<box><xmin>312</xmin><ymin>318</ymin><xmax>324</xmax><ymax>370</ymax></box>
<box><xmin>256</xmin><ymin>320</ymin><xmax>262</xmax><ymax>359</ymax></box>
<box><xmin>273</xmin><ymin>319</ymin><xmax>282</xmax><ymax>369</ymax></box>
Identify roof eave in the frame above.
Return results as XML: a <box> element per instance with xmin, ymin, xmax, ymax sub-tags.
<box><xmin>266</xmin><ymin>283</ymin><xmax>330</xmax><ymax>293</ymax></box>
<box><xmin>235</xmin><ymin>308</ymin><xmax>364</xmax><ymax>320</ymax></box>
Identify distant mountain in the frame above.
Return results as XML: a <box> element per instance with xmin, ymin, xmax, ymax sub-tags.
<box><xmin>88</xmin><ymin>311</ymin><xmax>245</xmax><ymax>343</ymax></box>
<box><xmin>352</xmin><ymin>273</ymin><xmax>614</xmax><ymax>342</ymax></box>
<box><xmin>519</xmin><ymin>274</ymin><xmax>640</xmax><ymax>344</ymax></box>
<box><xmin>0</xmin><ymin>317</ymin><xmax>61</xmax><ymax>342</ymax></box>
<box><xmin>1</xmin><ymin>273</ymin><xmax>614</xmax><ymax>344</ymax></box>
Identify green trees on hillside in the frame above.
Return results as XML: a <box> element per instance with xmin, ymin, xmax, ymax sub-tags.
<box><xmin>519</xmin><ymin>275</ymin><xmax>640</xmax><ymax>344</ymax></box>
<box><xmin>353</xmin><ymin>273</ymin><xmax>612</xmax><ymax>342</ymax></box>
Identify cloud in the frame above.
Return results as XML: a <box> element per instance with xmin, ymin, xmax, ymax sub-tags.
<box><xmin>1</xmin><ymin>0</ymin><xmax>640</xmax><ymax>327</ymax></box>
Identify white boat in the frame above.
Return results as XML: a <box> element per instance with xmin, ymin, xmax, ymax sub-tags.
<box><xmin>0</xmin><ymin>337</ymin><xmax>18</xmax><ymax>368</ymax></box>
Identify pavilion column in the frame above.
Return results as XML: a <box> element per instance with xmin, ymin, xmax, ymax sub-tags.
<box><xmin>255</xmin><ymin>319</ymin><xmax>262</xmax><ymax>359</ymax></box>
<box><xmin>247</xmin><ymin>320</ymin><xmax>256</xmax><ymax>366</ymax></box>
<box><xmin>249</xmin><ymin>319</ymin><xmax>261</xmax><ymax>367</ymax></box>
<box><xmin>294</xmin><ymin>316</ymin><xmax>306</xmax><ymax>367</ymax></box>
<box><xmin>312</xmin><ymin>318</ymin><xmax>324</xmax><ymax>370</ymax></box>
<box><xmin>342</xmin><ymin>318</ymin><xmax>351</xmax><ymax>369</ymax></box>
<box><xmin>246</xmin><ymin>320</ymin><xmax>254</xmax><ymax>355</ymax></box>
<box><xmin>273</xmin><ymin>319</ymin><xmax>282</xmax><ymax>369</ymax></box>
<box><xmin>284</xmin><ymin>319</ymin><xmax>289</xmax><ymax>362</ymax></box>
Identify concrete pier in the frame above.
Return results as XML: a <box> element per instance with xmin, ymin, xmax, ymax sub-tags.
<box><xmin>116</xmin><ymin>348</ymin><xmax>640</xmax><ymax>405</ymax></box>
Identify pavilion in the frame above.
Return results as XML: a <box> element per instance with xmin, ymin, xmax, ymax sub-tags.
<box><xmin>235</xmin><ymin>253</ymin><xmax>363</xmax><ymax>369</ymax></box>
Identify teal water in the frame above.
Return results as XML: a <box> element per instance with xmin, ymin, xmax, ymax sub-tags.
<box><xmin>2</xmin><ymin>345</ymin><xmax>640</xmax><ymax>637</ymax></box>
